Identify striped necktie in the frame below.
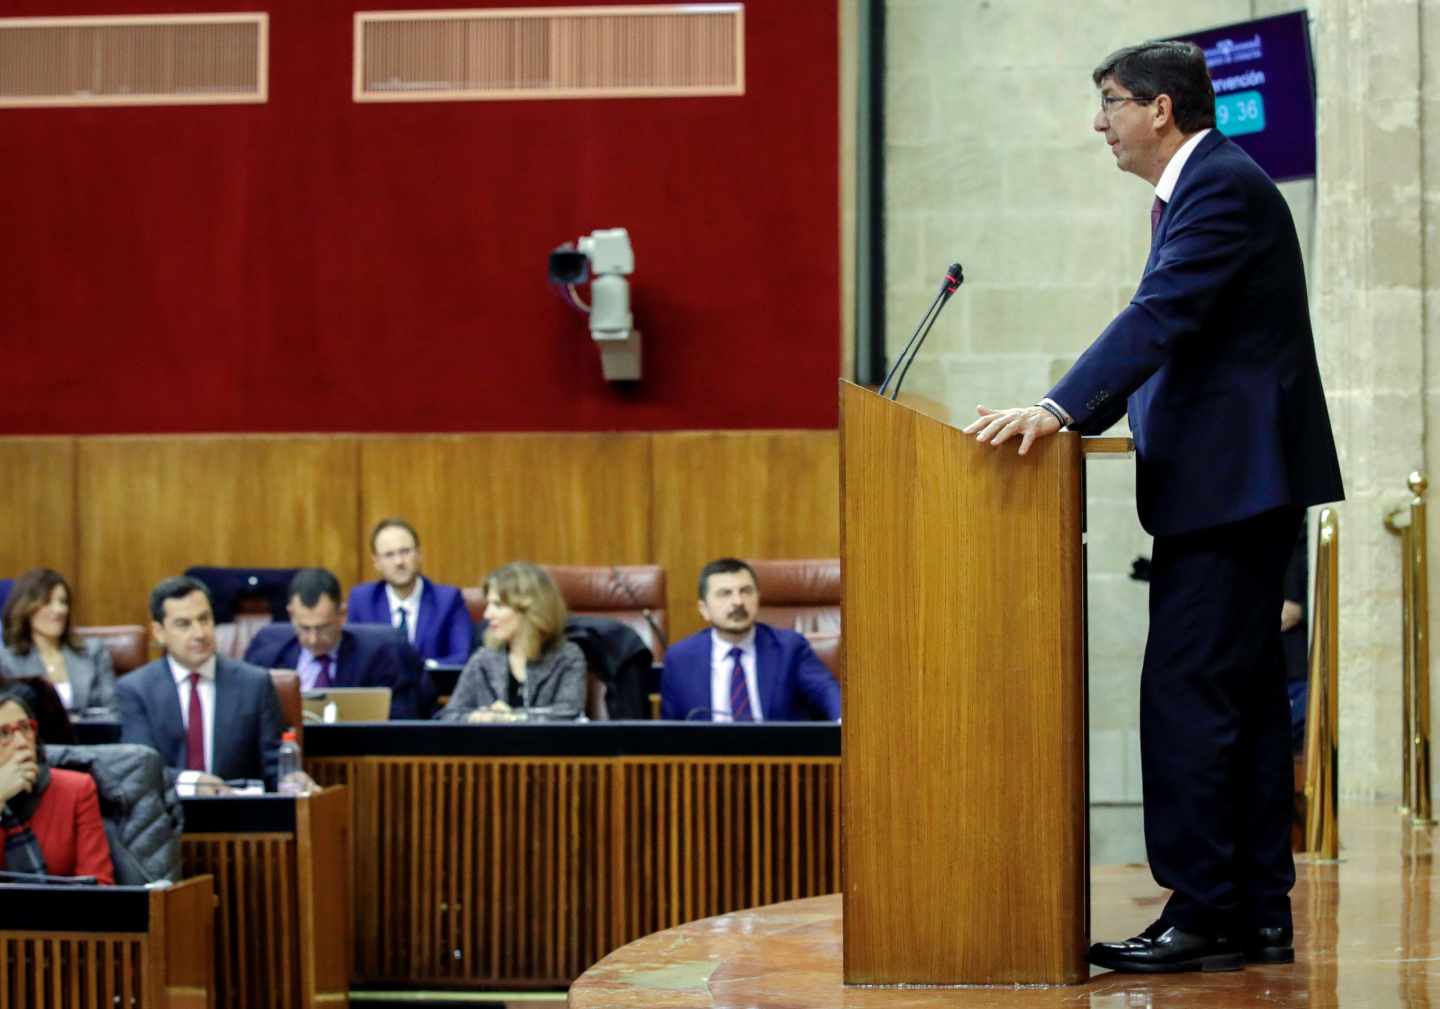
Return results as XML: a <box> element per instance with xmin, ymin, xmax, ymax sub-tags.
<box><xmin>728</xmin><ymin>647</ymin><xmax>753</xmax><ymax>722</ymax></box>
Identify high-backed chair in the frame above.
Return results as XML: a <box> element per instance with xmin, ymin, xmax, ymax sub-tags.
<box><xmin>75</xmin><ymin>624</ymin><xmax>150</xmax><ymax>676</ymax></box>
<box><xmin>462</xmin><ymin>564</ymin><xmax>668</xmax><ymax>659</ymax></box>
<box><xmin>749</xmin><ymin>558</ymin><xmax>841</xmax><ymax>635</ymax></box>
<box><xmin>214</xmin><ymin>598</ymin><xmax>276</xmax><ymax>660</ymax></box>
<box><xmin>806</xmin><ymin>632</ymin><xmax>843</xmax><ymax>683</ymax></box>
<box><xmin>269</xmin><ymin>669</ymin><xmax>303</xmax><ymax>740</ymax></box>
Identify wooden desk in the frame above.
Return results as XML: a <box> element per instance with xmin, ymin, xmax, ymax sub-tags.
<box><xmin>0</xmin><ymin>876</ymin><xmax>214</xmax><ymax>1009</ymax></box>
<box><xmin>305</xmin><ymin>722</ymin><xmax>841</xmax><ymax>988</ymax></box>
<box><xmin>180</xmin><ymin>788</ymin><xmax>351</xmax><ymax>1009</ymax></box>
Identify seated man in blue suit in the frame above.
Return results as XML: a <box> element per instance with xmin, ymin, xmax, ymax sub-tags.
<box><xmin>116</xmin><ymin>575</ymin><xmax>282</xmax><ymax>793</ymax></box>
<box><xmin>245</xmin><ymin>568</ymin><xmax>432</xmax><ymax>720</ymax></box>
<box><xmin>346</xmin><ymin>517</ymin><xmax>475</xmax><ymax>665</ymax></box>
<box><xmin>662</xmin><ymin>558</ymin><xmax>840</xmax><ymax>722</ymax></box>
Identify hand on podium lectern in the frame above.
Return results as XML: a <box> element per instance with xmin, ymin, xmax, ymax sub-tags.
<box><xmin>963</xmin><ymin>404</ymin><xmax>1062</xmax><ymax>455</ymax></box>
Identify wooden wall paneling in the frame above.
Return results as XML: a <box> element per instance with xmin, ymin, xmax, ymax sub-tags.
<box><xmin>75</xmin><ymin>437</ymin><xmax>363</xmax><ymax>626</ymax></box>
<box><xmin>0</xmin><ymin>438</ymin><xmax>76</xmax><ymax>602</ymax></box>
<box><xmin>357</xmin><ymin>435</ymin><xmax>652</xmax><ymax>591</ymax></box>
<box><xmin>651</xmin><ymin>431</ymin><xmax>840</xmax><ymax>641</ymax></box>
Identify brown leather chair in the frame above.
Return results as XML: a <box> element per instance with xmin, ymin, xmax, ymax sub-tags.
<box><xmin>269</xmin><ymin>669</ymin><xmax>303</xmax><ymax>741</ymax></box>
<box><xmin>748</xmin><ymin>558</ymin><xmax>841</xmax><ymax>635</ymax></box>
<box><xmin>805</xmin><ymin>632</ymin><xmax>842</xmax><ymax>685</ymax></box>
<box><xmin>214</xmin><ymin>598</ymin><xmax>275</xmax><ymax>661</ymax></box>
<box><xmin>75</xmin><ymin>625</ymin><xmax>150</xmax><ymax>676</ymax></box>
<box><xmin>463</xmin><ymin>564</ymin><xmax>668</xmax><ymax>660</ymax></box>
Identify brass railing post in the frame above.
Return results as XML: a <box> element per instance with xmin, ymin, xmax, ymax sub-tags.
<box><xmin>1407</xmin><ymin>474</ymin><xmax>1434</xmax><ymax>825</ymax></box>
<box><xmin>1302</xmin><ymin>508</ymin><xmax>1339</xmax><ymax>856</ymax></box>
<box><xmin>1385</xmin><ymin>497</ymin><xmax>1415</xmax><ymax>813</ymax></box>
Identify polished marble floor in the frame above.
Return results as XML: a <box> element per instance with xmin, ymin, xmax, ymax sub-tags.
<box><xmin>569</xmin><ymin>804</ymin><xmax>1438</xmax><ymax>1008</ymax></box>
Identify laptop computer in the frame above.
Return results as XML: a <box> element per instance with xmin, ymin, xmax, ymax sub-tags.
<box><xmin>302</xmin><ymin>687</ymin><xmax>392</xmax><ymax>723</ymax></box>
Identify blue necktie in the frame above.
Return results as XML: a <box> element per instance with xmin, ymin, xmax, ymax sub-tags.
<box><xmin>728</xmin><ymin>647</ymin><xmax>752</xmax><ymax>722</ymax></box>
<box><xmin>396</xmin><ymin>607</ymin><xmax>409</xmax><ymax>642</ymax></box>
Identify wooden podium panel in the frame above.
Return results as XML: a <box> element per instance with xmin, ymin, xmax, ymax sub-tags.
<box><xmin>181</xmin><ymin>788</ymin><xmax>351</xmax><ymax>1009</ymax></box>
<box><xmin>840</xmin><ymin>381</ymin><xmax>1088</xmax><ymax>985</ymax></box>
<box><xmin>0</xmin><ymin>875</ymin><xmax>215</xmax><ymax>1009</ymax></box>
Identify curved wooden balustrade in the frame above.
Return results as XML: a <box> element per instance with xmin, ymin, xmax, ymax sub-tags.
<box><xmin>305</xmin><ymin>723</ymin><xmax>842</xmax><ymax>987</ymax></box>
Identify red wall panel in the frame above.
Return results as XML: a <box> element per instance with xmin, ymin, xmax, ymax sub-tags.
<box><xmin>0</xmin><ymin>1</ymin><xmax>840</xmax><ymax>433</ymax></box>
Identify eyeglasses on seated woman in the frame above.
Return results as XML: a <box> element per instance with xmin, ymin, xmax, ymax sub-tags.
<box><xmin>0</xmin><ymin>687</ymin><xmax>114</xmax><ymax>884</ymax></box>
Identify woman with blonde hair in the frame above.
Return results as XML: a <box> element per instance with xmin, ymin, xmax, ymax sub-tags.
<box><xmin>437</xmin><ymin>563</ymin><xmax>586</xmax><ymax>722</ymax></box>
<box><xmin>0</xmin><ymin>569</ymin><xmax>115</xmax><ymax>713</ymax></box>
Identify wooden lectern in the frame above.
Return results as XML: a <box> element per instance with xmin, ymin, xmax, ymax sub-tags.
<box><xmin>840</xmin><ymin>380</ymin><xmax>1090</xmax><ymax>985</ymax></box>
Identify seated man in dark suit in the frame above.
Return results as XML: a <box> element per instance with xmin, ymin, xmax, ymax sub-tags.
<box><xmin>245</xmin><ymin>568</ymin><xmax>431</xmax><ymax>720</ymax></box>
<box><xmin>662</xmin><ymin>558</ymin><xmax>840</xmax><ymax>722</ymax></box>
<box><xmin>116</xmin><ymin>576</ymin><xmax>282</xmax><ymax>793</ymax></box>
<box><xmin>346</xmin><ymin>517</ymin><xmax>475</xmax><ymax>665</ymax></box>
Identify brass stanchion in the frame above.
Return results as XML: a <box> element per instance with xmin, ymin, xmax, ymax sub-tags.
<box><xmin>1302</xmin><ymin>508</ymin><xmax>1339</xmax><ymax>857</ymax></box>
<box><xmin>1384</xmin><ymin>473</ymin><xmax>1436</xmax><ymax>826</ymax></box>
<box><xmin>1407</xmin><ymin>474</ymin><xmax>1434</xmax><ymax>825</ymax></box>
<box><xmin>1385</xmin><ymin>496</ymin><xmax>1415</xmax><ymax>813</ymax></box>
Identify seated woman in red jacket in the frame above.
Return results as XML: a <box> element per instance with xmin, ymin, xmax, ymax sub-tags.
<box><xmin>0</xmin><ymin>688</ymin><xmax>114</xmax><ymax>884</ymax></box>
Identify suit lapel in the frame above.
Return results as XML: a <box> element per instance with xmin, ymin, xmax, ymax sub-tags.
<box><xmin>754</xmin><ymin>629</ymin><xmax>781</xmax><ymax>720</ymax></box>
<box><xmin>152</xmin><ymin>663</ymin><xmax>188</xmax><ymax>767</ymax></box>
<box><xmin>68</xmin><ymin>649</ymin><xmax>94</xmax><ymax>709</ymax></box>
<box><xmin>414</xmin><ymin>582</ymin><xmax>436</xmax><ymax>656</ymax></box>
<box><xmin>336</xmin><ymin>632</ymin><xmax>356</xmax><ymax>687</ymax></box>
<box><xmin>211</xmin><ymin>659</ymin><xmax>234</xmax><ymax>778</ymax></box>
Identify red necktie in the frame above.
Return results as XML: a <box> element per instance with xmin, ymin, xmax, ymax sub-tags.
<box><xmin>728</xmin><ymin>647</ymin><xmax>753</xmax><ymax>722</ymax></box>
<box><xmin>185</xmin><ymin>672</ymin><xmax>206</xmax><ymax>771</ymax></box>
<box><xmin>315</xmin><ymin>654</ymin><xmax>333</xmax><ymax>689</ymax></box>
<box><xmin>1151</xmin><ymin>196</ymin><xmax>1165</xmax><ymax>238</ymax></box>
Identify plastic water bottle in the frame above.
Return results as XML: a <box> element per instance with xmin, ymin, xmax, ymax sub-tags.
<box><xmin>277</xmin><ymin>730</ymin><xmax>304</xmax><ymax>794</ymax></box>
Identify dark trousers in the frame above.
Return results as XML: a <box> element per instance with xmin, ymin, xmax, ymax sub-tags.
<box><xmin>1141</xmin><ymin>506</ymin><xmax>1303</xmax><ymax>935</ymax></box>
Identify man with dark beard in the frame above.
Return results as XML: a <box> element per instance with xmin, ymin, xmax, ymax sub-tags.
<box><xmin>660</xmin><ymin>558</ymin><xmax>839</xmax><ymax>722</ymax></box>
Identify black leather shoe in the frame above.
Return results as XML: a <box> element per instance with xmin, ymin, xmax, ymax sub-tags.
<box><xmin>1089</xmin><ymin>923</ymin><xmax>1244</xmax><ymax>973</ymax></box>
<box><xmin>1244</xmin><ymin>925</ymin><xmax>1295</xmax><ymax>964</ymax></box>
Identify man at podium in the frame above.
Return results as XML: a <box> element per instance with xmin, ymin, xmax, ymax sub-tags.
<box><xmin>964</xmin><ymin>41</ymin><xmax>1343</xmax><ymax>973</ymax></box>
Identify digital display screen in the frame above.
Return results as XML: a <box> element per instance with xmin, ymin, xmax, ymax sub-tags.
<box><xmin>1170</xmin><ymin>10</ymin><xmax>1317</xmax><ymax>181</ymax></box>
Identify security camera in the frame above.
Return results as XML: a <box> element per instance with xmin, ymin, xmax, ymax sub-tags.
<box><xmin>547</xmin><ymin>227</ymin><xmax>641</xmax><ymax>381</ymax></box>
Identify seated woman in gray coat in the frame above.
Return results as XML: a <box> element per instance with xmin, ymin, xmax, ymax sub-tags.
<box><xmin>0</xmin><ymin>569</ymin><xmax>116</xmax><ymax>713</ymax></box>
<box><xmin>436</xmin><ymin>562</ymin><xmax>586</xmax><ymax>722</ymax></box>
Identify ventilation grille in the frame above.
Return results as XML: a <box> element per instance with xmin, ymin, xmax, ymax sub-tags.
<box><xmin>0</xmin><ymin>14</ymin><xmax>267</xmax><ymax>108</ymax></box>
<box><xmin>355</xmin><ymin>4</ymin><xmax>744</xmax><ymax>102</ymax></box>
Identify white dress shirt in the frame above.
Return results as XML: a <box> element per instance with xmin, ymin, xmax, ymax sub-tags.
<box><xmin>709</xmin><ymin>628</ymin><xmax>763</xmax><ymax>722</ymax></box>
<box><xmin>1155</xmin><ymin>128</ymin><xmax>1211</xmax><ymax>203</ymax></box>
<box><xmin>169</xmin><ymin>654</ymin><xmax>217</xmax><ymax>776</ymax></box>
<box><xmin>386</xmin><ymin>578</ymin><xmax>424</xmax><ymax>645</ymax></box>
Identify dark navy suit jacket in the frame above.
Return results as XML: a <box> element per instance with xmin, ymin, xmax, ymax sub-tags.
<box><xmin>243</xmin><ymin>623</ymin><xmax>433</xmax><ymax>720</ymax></box>
<box><xmin>115</xmin><ymin>656</ymin><xmax>282</xmax><ymax>789</ymax></box>
<box><xmin>346</xmin><ymin>579</ymin><xmax>475</xmax><ymax>665</ymax></box>
<box><xmin>1048</xmin><ymin>131</ymin><xmax>1343</xmax><ymax>536</ymax></box>
<box><xmin>660</xmin><ymin>623</ymin><xmax>841</xmax><ymax>722</ymax></box>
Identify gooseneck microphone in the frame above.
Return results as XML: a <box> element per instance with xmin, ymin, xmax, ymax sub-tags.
<box><xmin>877</xmin><ymin>263</ymin><xmax>965</xmax><ymax>400</ymax></box>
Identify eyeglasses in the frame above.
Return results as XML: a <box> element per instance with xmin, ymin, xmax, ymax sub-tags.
<box><xmin>0</xmin><ymin>719</ymin><xmax>38</xmax><ymax>746</ymax></box>
<box><xmin>1099</xmin><ymin>95</ymin><xmax>1154</xmax><ymax>115</ymax></box>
